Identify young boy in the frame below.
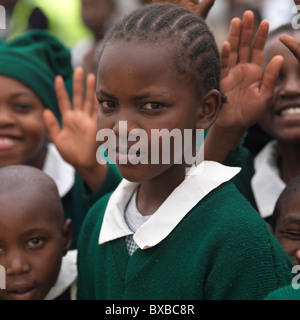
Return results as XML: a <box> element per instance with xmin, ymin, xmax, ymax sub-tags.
<box><xmin>76</xmin><ymin>3</ymin><xmax>293</xmax><ymax>300</ymax></box>
<box><xmin>0</xmin><ymin>165</ymin><xmax>75</xmax><ymax>300</ymax></box>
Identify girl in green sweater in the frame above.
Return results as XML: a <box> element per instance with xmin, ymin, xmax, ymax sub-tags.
<box><xmin>77</xmin><ymin>3</ymin><xmax>293</xmax><ymax>300</ymax></box>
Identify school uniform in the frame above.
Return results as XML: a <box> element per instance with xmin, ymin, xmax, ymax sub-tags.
<box><xmin>225</xmin><ymin>140</ymin><xmax>286</xmax><ymax>221</ymax></box>
<box><xmin>77</xmin><ymin>161</ymin><xmax>293</xmax><ymax>300</ymax></box>
<box><xmin>44</xmin><ymin>143</ymin><xmax>122</xmax><ymax>249</ymax></box>
<box><xmin>44</xmin><ymin>250</ymin><xmax>77</xmax><ymax>300</ymax></box>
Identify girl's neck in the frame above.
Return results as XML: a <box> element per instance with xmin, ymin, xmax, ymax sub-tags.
<box><xmin>277</xmin><ymin>141</ymin><xmax>300</xmax><ymax>184</ymax></box>
<box><xmin>136</xmin><ymin>164</ymin><xmax>188</xmax><ymax>216</ymax></box>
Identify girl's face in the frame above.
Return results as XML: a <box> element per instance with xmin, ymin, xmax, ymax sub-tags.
<box><xmin>0</xmin><ymin>76</ymin><xmax>48</xmax><ymax>169</ymax></box>
<box><xmin>260</xmin><ymin>33</ymin><xmax>300</xmax><ymax>144</ymax></box>
<box><xmin>0</xmin><ymin>190</ymin><xmax>70</xmax><ymax>300</ymax></box>
<box><xmin>96</xmin><ymin>41</ymin><xmax>212</xmax><ymax>183</ymax></box>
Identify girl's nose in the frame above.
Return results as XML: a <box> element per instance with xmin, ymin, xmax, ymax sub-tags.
<box><xmin>0</xmin><ymin>107</ymin><xmax>16</xmax><ymax>127</ymax></box>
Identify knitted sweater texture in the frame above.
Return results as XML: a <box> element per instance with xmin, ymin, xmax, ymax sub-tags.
<box><xmin>77</xmin><ymin>181</ymin><xmax>293</xmax><ymax>300</ymax></box>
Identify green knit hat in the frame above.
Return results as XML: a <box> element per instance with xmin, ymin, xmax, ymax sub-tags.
<box><xmin>0</xmin><ymin>30</ymin><xmax>73</xmax><ymax>124</ymax></box>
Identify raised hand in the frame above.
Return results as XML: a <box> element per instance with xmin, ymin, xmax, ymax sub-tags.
<box><xmin>204</xmin><ymin>11</ymin><xmax>283</xmax><ymax>162</ymax></box>
<box><xmin>44</xmin><ymin>67</ymin><xmax>107</xmax><ymax>192</ymax></box>
<box><xmin>151</xmin><ymin>0</ymin><xmax>215</xmax><ymax>18</ymax></box>
<box><xmin>218</xmin><ymin>10</ymin><xmax>283</xmax><ymax>130</ymax></box>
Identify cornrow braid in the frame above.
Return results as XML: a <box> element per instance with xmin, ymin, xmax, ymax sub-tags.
<box><xmin>101</xmin><ymin>3</ymin><xmax>227</xmax><ymax>104</ymax></box>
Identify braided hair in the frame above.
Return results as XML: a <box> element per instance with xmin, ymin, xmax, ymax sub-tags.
<box><xmin>100</xmin><ymin>3</ymin><xmax>226</xmax><ymax>104</ymax></box>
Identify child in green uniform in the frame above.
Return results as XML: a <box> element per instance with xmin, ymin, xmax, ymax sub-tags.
<box><xmin>0</xmin><ymin>30</ymin><xmax>121</xmax><ymax>249</ymax></box>
<box><xmin>0</xmin><ymin>165</ymin><xmax>74</xmax><ymax>300</ymax></box>
<box><xmin>76</xmin><ymin>3</ymin><xmax>293</xmax><ymax>300</ymax></box>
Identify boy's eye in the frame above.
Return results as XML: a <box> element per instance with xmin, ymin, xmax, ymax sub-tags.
<box><xmin>141</xmin><ymin>103</ymin><xmax>163</xmax><ymax>111</ymax></box>
<box><xmin>27</xmin><ymin>238</ymin><xmax>45</xmax><ymax>249</ymax></box>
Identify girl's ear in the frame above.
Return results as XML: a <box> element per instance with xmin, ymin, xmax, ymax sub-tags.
<box><xmin>62</xmin><ymin>218</ymin><xmax>73</xmax><ymax>256</ymax></box>
<box><xmin>195</xmin><ymin>89</ymin><xmax>221</xmax><ymax>130</ymax></box>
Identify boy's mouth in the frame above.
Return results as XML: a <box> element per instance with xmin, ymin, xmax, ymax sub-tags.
<box><xmin>8</xmin><ymin>282</ymin><xmax>38</xmax><ymax>300</ymax></box>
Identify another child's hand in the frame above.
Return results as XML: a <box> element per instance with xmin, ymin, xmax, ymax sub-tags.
<box><xmin>214</xmin><ymin>11</ymin><xmax>283</xmax><ymax>133</ymax></box>
<box><xmin>280</xmin><ymin>34</ymin><xmax>300</xmax><ymax>63</ymax></box>
<box><xmin>151</xmin><ymin>0</ymin><xmax>215</xmax><ymax>18</ymax></box>
<box><xmin>44</xmin><ymin>67</ymin><xmax>107</xmax><ymax>192</ymax></box>
<box><xmin>204</xmin><ymin>11</ymin><xmax>283</xmax><ymax>163</ymax></box>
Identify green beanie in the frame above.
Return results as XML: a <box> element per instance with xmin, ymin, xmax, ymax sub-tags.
<box><xmin>0</xmin><ymin>30</ymin><xmax>73</xmax><ymax>125</ymax></box>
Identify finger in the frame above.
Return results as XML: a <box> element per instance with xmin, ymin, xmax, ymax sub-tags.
<box><xmin>250</xmin><ymin>20</ymin><xmax>269</xmax><ymax>66</ymax></box>
<box><xmin>196</xmin><ymin>0</ymin><xmax>215</xmax><ymax>19</ymax></box>
<box><xmin>238</xmin><ymin>10</ymin><xmax>255</xmax><ymax>63</ymax></box>
<box><xmin>279</xmin><ymin>34</ymin><xmax>300</xmax><ymax>64</ymax></box>
<box><xmin>55</xmin><ymin>75</ymin><xmax>72</xmax><ymax>115</ymax></box>
<box><xmin>92</xmin><ymin>94</ymin><xmax>99</xmax><ymax>123</ymax></box>
<box><xmin>260</xmin><ymin>55</ymin><xmax>284</xmax><ymax>101</ymax></box>
<box><xmin>220</xmin><ymin>41</ymin><xmax>231</xmax><ymax>79</ymax></box>
<box><xmin>84</xmin><ymin>73</ymin><xmax>96</xmax><ymax>117</ymax></box>
<box><xmin>43</xmin><ymin>109</ymin><xmax>61</xmax><ymax>142</ymax></box>
<box><xmin>296</xmin><ymin>249</ymin><xmax>300</xmax><ymax>263</ymax></box>
<box><xmin>73</xmin><ymin>67</ymin><xmax>85</xmax><ymax>111</ymax></box>
<box><xmin>226</xmin><ymin>17</ymin><xmax>242</xmax><ymax>69</ymax></box>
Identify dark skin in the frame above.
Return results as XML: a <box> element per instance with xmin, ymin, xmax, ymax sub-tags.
<box><xmin>0</xmin><ymin>169</ymin><xmax>72</xmax><ymax>300</ymax></box>
<box><xmin>273</xmin><ymin>192</ymin><xmax>300</xmax><ymax>265</ymax></box>
<box><xmin>96</xmin><ymin>41</ymin><xmax>220</xmax><ymax>216</ymax></box>
<box><xmin>151</xmin><ymin>0</ymin><xmax>215</xmax><ymax>19</ymax></box>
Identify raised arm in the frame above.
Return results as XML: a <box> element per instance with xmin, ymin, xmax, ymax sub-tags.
<box><xmin>204</xmin><ymin>11</ymin><xmax>283</xmax><ymax>163</ymax></box>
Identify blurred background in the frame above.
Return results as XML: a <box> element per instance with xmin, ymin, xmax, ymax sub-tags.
<box><xmin>0</xmin><ymin>0</ymin><xmax>297</xmax><ymax>74</ymax></box>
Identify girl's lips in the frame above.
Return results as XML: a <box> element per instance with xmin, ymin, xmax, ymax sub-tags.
<box><xmin>0</xmin><ymin>137</ymin><xmax>21</xmax><ymax>150</ymax></box>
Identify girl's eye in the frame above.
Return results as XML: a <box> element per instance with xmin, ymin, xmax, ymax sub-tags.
<box><xmin>27</xmin><ymin>238</ymin><xmax>45</xmax><ymax>249</ymax></box>
<box><xmin>99</xmin><ymin>101</ymin><xmax>117</xmax><ymax>111</ymax></box>
<box><xmin>14</xmin><ymin>103</ymin><xmax>33</xmax><ymax>113</ymax></box>
<box><xmin>142</xmin><ymin>103</ymin><xmax>163</xmax><ymax>111</ymax></box>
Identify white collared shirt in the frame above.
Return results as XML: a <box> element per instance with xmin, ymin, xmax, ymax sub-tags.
<box><xmin>43</xmin><ymin>143</ymin><xmax>75</xmax><ymax>198</ymax></box>
<box><xmin>251</xmin><ymin>140</ymin><xmax>286</xmax><ymax>219</ymax></box>
<box><xmin>43</xmin><ymin>250</ymin><xmax>78</xmax><ymax>300</ymax></box>
<box><xmin>99</xmin><ymin>161</ymin><xmax>241</xmax><ymax>250</ymax></box>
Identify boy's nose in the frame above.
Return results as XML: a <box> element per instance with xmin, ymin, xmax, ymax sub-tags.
<box><xmin>5</xmin><ymin>252</ymin><xmax>31</xmax><ymax>276</ymax></box>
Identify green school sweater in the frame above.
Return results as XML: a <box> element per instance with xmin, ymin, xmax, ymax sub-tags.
<box><xmin>77</xmin><ymin>181</ymin><xmax>293</xmax><ymax>300</ymax></box>
<box><xmin>62</xmin><ymin>164</ymin><xmax>121</xmax><ymax>249</ymax></box>
<box><xmin>264</xmin><ymin>284</ymin><xmax>300</xmax><ymax>300</ymax></box>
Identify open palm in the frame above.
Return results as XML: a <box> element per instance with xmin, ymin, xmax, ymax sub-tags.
<box><xmin>217</xmin><ymin>11</ymin><xmax>283</xmax><ymax>131</ymax></box>
<box><xmin>44</xmin><ymin>67</ymin><xmax>99</xmax><ymax>171</ymax></box>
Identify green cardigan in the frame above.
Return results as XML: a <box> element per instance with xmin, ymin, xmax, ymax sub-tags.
<box><xmin>77</xmin><ymin>181</ymin><xmax>293</xmax><ymax>300</ymax></box>
<box><xmin>62</xmin><ymin>164</ymin><xmax>121</xmax><ymax>249</ymax></box>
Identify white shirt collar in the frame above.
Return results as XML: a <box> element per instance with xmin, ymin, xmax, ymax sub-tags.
<box><xmin>251</xmin><ymin>140</ymin><xmax>286</xmax><ymax>218</ymax></box>
<box><xmin>43</xmin><ymin>143</ymin><xmax>75</xmax><ymax>197</ymax></box>
<box><xmin>99</xmin><ymin>161</ymin><xmax>241</xmax><ymax>250</ymax></box>
<box><xmin>43</xmin><ymin>250</ymin><xmax>77</xmax><ymax>300</ymax></box>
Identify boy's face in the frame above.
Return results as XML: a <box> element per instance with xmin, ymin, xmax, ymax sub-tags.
<box><xmin>274</xmin><ymin>192</ymin><xmax>300</xmax><ymax>265</ymax></box>
<box><xmin>96</xmin><ymin>41</ymin><xmax>207</xmax><ymax>182</ymax></box>
<box><xmin>0</xmin><ymin>76</ymin><xmax>48</xmax><ymax>169</ymax></box>
<box><xmin>0</xmin><ymin>190</ymin><xmax>69</xmax><ymax>300</ymax></box>
<box><xmin>259</xmin><ymin>33</ymin><xmax>300</xmax><ymax>144</ymax></box>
